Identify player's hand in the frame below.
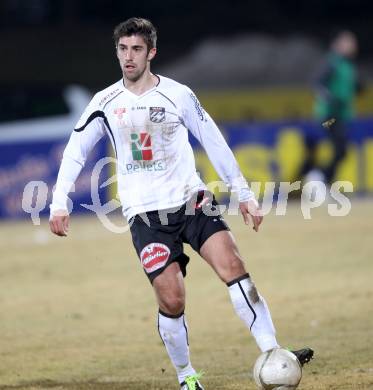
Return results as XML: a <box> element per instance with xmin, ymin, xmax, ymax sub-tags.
<box><xmin>239</xmin><ymin>199</ymin><xmax>263</xmax><ymax>232</ymax></box>
<box><xmin>49</xmin><ymin>210</ymin><xmax>70</xmax><ymax>237</ymax></box>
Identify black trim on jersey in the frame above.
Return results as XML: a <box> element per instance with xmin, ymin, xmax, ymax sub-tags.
<box><xmin>158</xmin><ymin>309</ymin><xmax>184</xmax><ymax>319</ymax></box>
<box><xmin>226</xmin><ymin>273</ymin><xmax>250</xmax><ymax>287</ymax></box>
<box><xmin>74</xmin><ymin>110</ymin><xmax>117</xmax><ymax>157</ymax></box>
<box><xmin>156</xmin><ymin>90</ymin><xmax>177</xmax><ymax>109</ymax></box>
<box><xmin>103</xmin><ymin>116</ymin><xmax>117</xmax><ymax>157</ymax></box>
<box><xmin>101</xmin><ymin>90</ymin><xmax>124</xmax><ymax>110</ymax></box>
<box><xmin>74</xmin><ymin>111</ymin><xmax>103</xmax><ymax>132</ymax></box>
<box><xmin>238</xmin><ymin>281</ymin><xmax>257</xmax><ymax>330</ymax></box>
<box><xmin>122</xmin><ymin>75</ymin><xmax>160</xmax><ymax>89</ymax></box>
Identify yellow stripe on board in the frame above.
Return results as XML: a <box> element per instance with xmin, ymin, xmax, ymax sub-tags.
<box><xmin>199</xmin><ymin>85</ymin><xmax>373</xmax><ymax>121</ymax></box>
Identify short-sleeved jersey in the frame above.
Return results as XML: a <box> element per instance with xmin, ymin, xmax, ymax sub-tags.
<box><xmin>51</xmin><ymin>75</ymin><xmax>253</xmax><ymax>219</ymax></box>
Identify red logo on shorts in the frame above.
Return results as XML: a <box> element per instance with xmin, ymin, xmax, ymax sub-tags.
<box><xmin>140</xmin><ymin>243</ymin><xmax>170</xmax><ymax>274</ymax></box>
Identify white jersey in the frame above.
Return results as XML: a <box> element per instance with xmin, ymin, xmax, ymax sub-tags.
<box><xmin>50</xmin><ymin>75</ymin><xmax>254</xmax><ymax>220</ymax></box>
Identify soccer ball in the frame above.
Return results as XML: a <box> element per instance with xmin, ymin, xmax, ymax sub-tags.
<box><xmin>253</xmin><ymin>348</ymin><xmax>302</xmax><ymax>389</ymax></box>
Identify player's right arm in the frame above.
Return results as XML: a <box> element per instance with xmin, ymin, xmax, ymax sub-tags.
<box><xmin>49</xmin><ymin>94</ymin><xmax>106</xmax><ymax>237</ymax></box>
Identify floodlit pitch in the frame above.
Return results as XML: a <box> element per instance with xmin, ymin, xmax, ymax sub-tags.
<box><xmin>1</xmin><ymin>199</ymin><xmax>372</xmax><ymax>389</ymax></box>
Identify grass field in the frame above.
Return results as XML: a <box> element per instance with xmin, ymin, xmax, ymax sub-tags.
<box><xmin>1</xmin><ymin>199</ymin><xmax>373</xmax><ymax>390</ymax></box>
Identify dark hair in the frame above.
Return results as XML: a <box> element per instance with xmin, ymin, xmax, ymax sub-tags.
<box><xmin>113</xmin><ymin>17</ymin><xmax>157</xmax><ymax>51</ymax></box>
<box><xmin>329</xmin><ymin>28</ymin><xmax>355</xmax><ymax>44</ymax></box>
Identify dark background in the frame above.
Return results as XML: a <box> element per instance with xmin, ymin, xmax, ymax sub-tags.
<box><xmin>1</xmin><ymin>0</ymin><xmax>373</xmax><ymax>90</ymax></box>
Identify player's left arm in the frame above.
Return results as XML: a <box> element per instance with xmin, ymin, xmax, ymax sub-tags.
<box><xmin>182</xmin><ymin>87</ymin><xmax>263</xmax><ymax>231</ymax></box>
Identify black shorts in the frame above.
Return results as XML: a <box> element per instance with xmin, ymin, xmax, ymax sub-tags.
<box><xmin>129</xmin><ymin>191</ymin><xmax>229</xmax><ymax>283</ymax></box>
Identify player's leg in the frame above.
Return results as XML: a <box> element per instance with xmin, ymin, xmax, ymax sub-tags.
<box><xmin>200</xmin><ymin>230</ymin><xmax>245</xmax><ymax>282</ymax></box>
<box><xmin>200</xmin><ymin>230</ymin><xmax>279</xmax><ymax>352</ymax></box>
<box><xmin>323</xmin><ymin>122</ymin><xmax>348</xmax><ymax>184</ymax></box>
<box><xmin>152</xmin><ymin>262</ymin><xmax>201</xmax><ymax>387</ymax></box>
<box><xmin>130</xmin><ymin>211</ymin><xmax>202</xmax><ymax>387</ymax></box>
<box><xmin>153</xmin><ymin>261</ymin><xmax>186</xmax><ymax>315</ymax></box>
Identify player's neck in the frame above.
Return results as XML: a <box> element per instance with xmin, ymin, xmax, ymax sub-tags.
<box><xmin>123</xmin><ymin>71</ymin><xmax>158</xmax><ymax>96</ymax></box>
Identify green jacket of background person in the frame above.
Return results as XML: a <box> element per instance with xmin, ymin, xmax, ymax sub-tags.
<box><xmin>307</xmin><ymin>31</ymin><xmax>361</xmax><ymax>184</ymax></box>
<box><xmin>314</xmin><ymin>51</ymin><xmax>357</xmax><ymax>122</ymax></box>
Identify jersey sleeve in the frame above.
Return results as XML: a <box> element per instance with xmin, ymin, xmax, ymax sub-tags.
<box><xmin>50</xmin><ymin>94</ymin><xmax>106</xmax><ymax>214</ymax></box>
<box><xmin>181</xmin><ymin>86</ymin><xmax>255</xmax><ymax>202</ymax></box>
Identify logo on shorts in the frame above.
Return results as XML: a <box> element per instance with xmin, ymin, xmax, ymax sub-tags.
<box><xmin>149</xmin><ymin>106</ymin><xmax>165</xmax><ymax>123</ymax></box>
<box><xmin>140</xmin><ymin>243</ymin><xmax>170</xmax><ymax>274</ymax></box>
<box><xmin>131</xmin><ymin>132</ymin><xmax>153</xmax><ymax>161</ymax></box>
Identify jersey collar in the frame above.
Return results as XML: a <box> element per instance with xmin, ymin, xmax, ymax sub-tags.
<box><xmin>120</xmin><ymin>74</ymin><xmax>161</xmax><ymax>99</ymax></box>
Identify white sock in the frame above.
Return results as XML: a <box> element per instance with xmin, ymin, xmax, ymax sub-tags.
<box><xmin>158</xmin><ymin>310</ymin><xmax>196</xmax><ymax>384</ymax></box>
<box><xmin>227</xmin><ymin>274</ymin><xmax>279</xmax><ymax>352</ymax></box>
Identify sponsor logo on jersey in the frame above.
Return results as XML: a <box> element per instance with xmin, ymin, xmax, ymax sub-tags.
<box><xmin>189</xmin><ymin>92</ymin><xmax>207</xmax><ymax>122</ymax></box>
<box><xmin>98</xmin><ymin>88</ymin><xmax>121</xmax><ymax>107</ymax></box>
<box><xmin>149</xmin><ymin>106</ymin><xmax>165</xmax><ymax>123</ymax></box>
<box><xmin>131</xmin><ymin>132</ymin><xmax>153</xmax><ymax>161</ymax></box>
<box><xmin>140</xmin><ymin>243</ymin><xmax>170</xmax><ymax>274</ymax></box>
<box><xmin>113</xmin><ymin>107</ymin><xmax>126</xmax><ymax>119</ymax></box>
<box><xmin>122</xmin><ymin>160</ymin><xmax>167</xmax><ymax>175</ymax></box>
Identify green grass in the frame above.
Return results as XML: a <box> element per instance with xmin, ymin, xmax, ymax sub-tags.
<box><xmin>1</xmin><ymin>199</ymin><xmax>372</xmax><ymax>389</ymax></box>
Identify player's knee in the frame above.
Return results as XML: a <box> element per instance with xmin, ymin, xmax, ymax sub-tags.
<box><xmin>160</xmin><ymin>295</ymin><xmax>185</xmax><ymax>315</ymax></box>
<box><xmin>220</xmin><ymin>254</ymin><xmax>246</xmax><ymax>283</ymax></box>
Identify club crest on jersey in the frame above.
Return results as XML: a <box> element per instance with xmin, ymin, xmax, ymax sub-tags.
<box><xmin>140</xmin><ymin>243</ymin><xmax>170</xmax><ymax>274</ymax></box>
<box><xmin>130</xmin><ymin>132</ymin><xmax>153</xmax><ymax>161</ymax></box>
<box><xmin>149</xmin><ymin>106</ymin><xmax>165</xmax><ymax>123</ymax></box>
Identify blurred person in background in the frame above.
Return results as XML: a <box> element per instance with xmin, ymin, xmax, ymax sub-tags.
<box><xmin>302</xmin><ymin>30</ymin><xmax>361</xmax><ymax>186</ymax></box>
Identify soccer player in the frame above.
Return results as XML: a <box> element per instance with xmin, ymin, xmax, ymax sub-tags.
<box><xmin>49</xmin><ymin>17</ymin><xmax>313</xmax><ymax>390</ymax></box>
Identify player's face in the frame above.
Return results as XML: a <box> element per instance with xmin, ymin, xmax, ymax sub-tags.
<box><xmin>116</xmin><ymin>35</ymin><xmax>156</xmax><ymax>82</ymax></box>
